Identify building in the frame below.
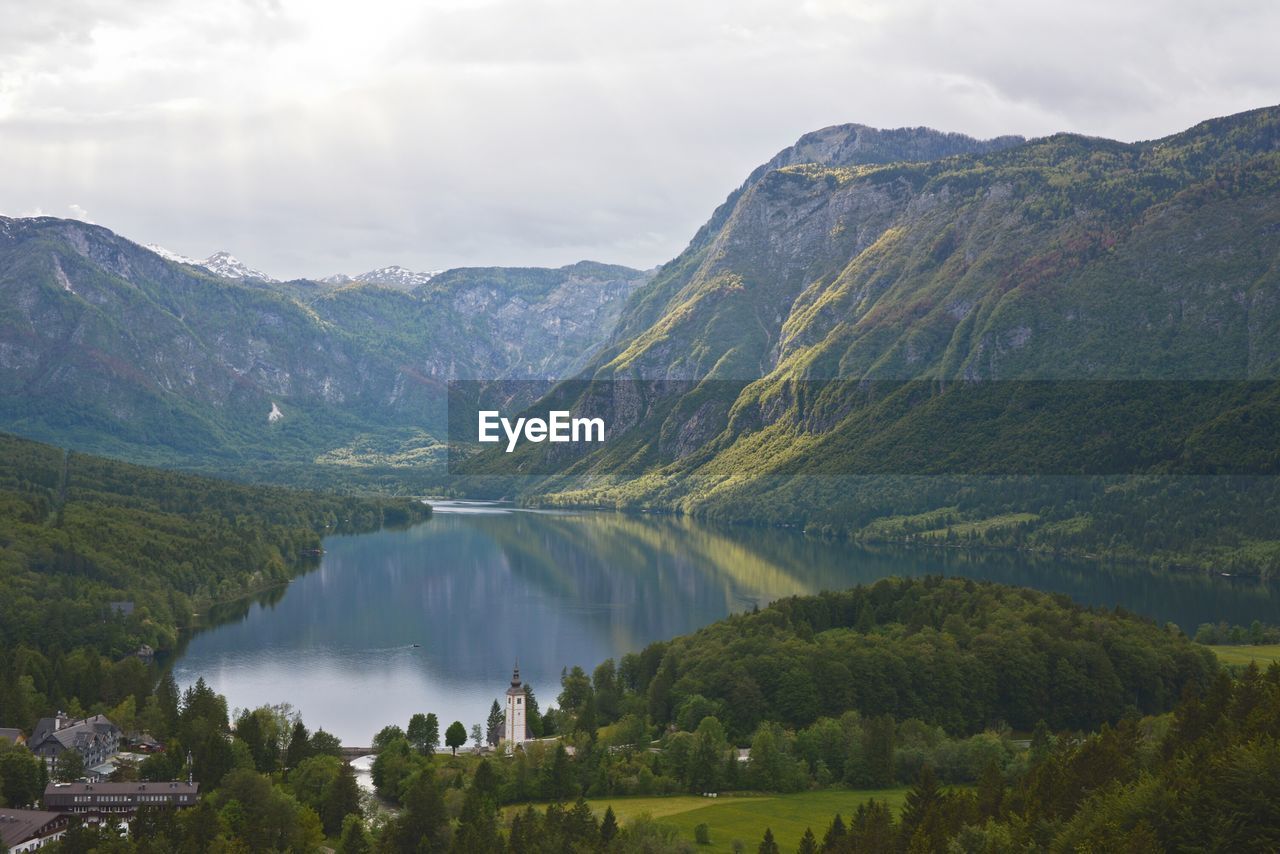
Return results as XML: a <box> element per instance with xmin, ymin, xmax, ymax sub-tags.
<box><xmin>0</xmin><ymin>728</ymin><xmax>24</xmax><ymax>746</ymax></box>
<box><xmin>0</xmin><ymin>809</ymin><xmax>69</xmax><ymax>853</ymax></box>
<box><xmin>128</xmin><ymin>733</ymin><xmax>163</xmax><ymax>754</ymax></box>
<box><xmin>28</xmin><ymin>714</ymin><xmax>120</xmax><ymax>770</ymax></box>
<box><xmin>503</xmin><ymin>663</ymin><xmax>527</xmax><ymax>751</ymax></box>
<box><xmin>42</xmin><ymin>781</ymin><xmax>199</xmax><ymax>820</ymax></box>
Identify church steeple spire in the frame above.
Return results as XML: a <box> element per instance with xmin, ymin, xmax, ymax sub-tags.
<box><xmin>510</xmin><ymin>660</ymin><xmax>521</xmax><ymax>688</ymax></box>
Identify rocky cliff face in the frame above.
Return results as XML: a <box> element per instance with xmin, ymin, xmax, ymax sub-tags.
<box><xmin>423</xmin><ymin>262</ymin><xmax>650</xmax><ymax>379</ymax></box>
<box><xmin>606</xmin><ymin>124</ymin><xmax>1026</xmax><ymax>353</ymax></box>
<box><xmin>595</xmin><ymin>114</ymin><xmax>1280</xmax><ymax>390</ymax></box>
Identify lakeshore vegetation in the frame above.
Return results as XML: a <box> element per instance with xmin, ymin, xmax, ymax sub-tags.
<box><xmin>0</xmin><ymin>431</ymin><xmax>429</xmax><ymax>732</ymax></box>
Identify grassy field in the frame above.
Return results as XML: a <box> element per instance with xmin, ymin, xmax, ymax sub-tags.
<box><xmin>1209</xmin><ymin>644</ymin><xmax>1280</xmax><ymax>667</ymax></box>
<box><xmin>506</xmin><ymin>788</ymin><xmax>911</xmax><ymax>852</ymax></box>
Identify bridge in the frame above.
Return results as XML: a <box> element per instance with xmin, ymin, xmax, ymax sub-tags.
<box><xmin>339</xmin><ymin>746</ymin><xmax>377</xmax><ymax>760</ymax></box>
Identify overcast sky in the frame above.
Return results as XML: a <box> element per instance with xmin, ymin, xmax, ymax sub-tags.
<box><xmin>1</xmin><ymin>0</ymin><xmax>1277</xmax><ymax>279</ymax></box>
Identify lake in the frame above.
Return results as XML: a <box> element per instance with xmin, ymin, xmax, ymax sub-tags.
<box><xmin>172</xmin><ymin>501</ymin><xmax>1280</xmax><ymax>744</ymax></box>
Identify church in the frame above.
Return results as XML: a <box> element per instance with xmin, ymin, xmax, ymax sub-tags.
<box><xmin>502</xmin><ymin>663</ymin><xmax>528</xmax><ymax>751</ymax></box>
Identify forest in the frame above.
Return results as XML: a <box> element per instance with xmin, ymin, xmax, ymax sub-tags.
<box><xmin>5</xmin><ymin>578</ymin><xmax>1273</xmax><ymax>852</ymax></box>
<box><xmin>596</xmin><ymin>577</ymin><xmax>1218</xmax><ymax>737</ymax></box>
<box><xmin>0</xmin><ymin>431</ymin><xmax>429</xmax><ymax>731</ymax></box>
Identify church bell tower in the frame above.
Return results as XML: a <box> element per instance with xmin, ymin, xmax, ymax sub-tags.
<box><xmin>504</xmin><ymin>662</ymin><xmax>526</xmax><ymax>750</ymax></box>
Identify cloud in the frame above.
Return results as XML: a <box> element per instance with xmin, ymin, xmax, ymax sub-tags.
<box><xmin>1</xmin><ymin>0</ymin><xmax>1276</xmax><ymax>279</ymax></box>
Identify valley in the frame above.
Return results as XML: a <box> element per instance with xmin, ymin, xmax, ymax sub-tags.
<box><xmin>3</xmin><ymin>101</ymin><xmax>1280</xmax><ymax>853</ymax></box>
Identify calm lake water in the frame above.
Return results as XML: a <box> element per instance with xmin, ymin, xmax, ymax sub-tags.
<box><xmin>172</xmin><ymin>501</ymin><xmax>1280</xmax><ymax>744</ymax></box>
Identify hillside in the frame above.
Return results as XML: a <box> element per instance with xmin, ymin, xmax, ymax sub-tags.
<box><xmin>0</xmin><ymin>217</ymin><xmax>647</xmax><ymax>482</ymax></box>
<box><xmin>609</xmin><ymin>576</ymin><xmax>1217</xmax><ymax>738</ymax></box>
<box><xmin>0</xmin><ymin>431</ymin><xmax>429</xmax><ymax>654</ymax></box>
<box><xmin>465</xmin><ymin>107</ymin><xmax>1280</xmax><ymax>574</ymax></box>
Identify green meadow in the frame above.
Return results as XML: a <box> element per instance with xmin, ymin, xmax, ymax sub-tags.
<box><xmin>1209</xmin><ymin>644</ymin><xmax>1280</xmax><ymax>667</ymax></box>
<box><xmin>508</xmin><ymin>788</ymin><xmax>912</xmax><ymax>852</ymax></box>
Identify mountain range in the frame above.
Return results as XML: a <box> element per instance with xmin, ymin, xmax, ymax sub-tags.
<box><xmin>3</xmin><ymin>105</ymin><xmax>1279</xmax><ymax>569</ymax></box>
<box><xmin>145</xmin><ymin>243</ymin><xmax>445</xmax><ymax>290</ymax></box>
<box><xmin>0</xmin><ymin>217</ymin><xmax>648</xmax><ymax>484</ymax></box>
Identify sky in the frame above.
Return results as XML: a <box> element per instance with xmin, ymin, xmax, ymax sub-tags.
<box><xmin>1</xmin><ymin>0</ymin><xmax>1277</xmax><ymax>280</ymax></box>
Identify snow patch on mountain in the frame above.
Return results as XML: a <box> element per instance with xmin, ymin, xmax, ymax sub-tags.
<box><xmin>145</xmin><ymin>244</ymin><xmax>277</xmax><ymax>282</ymax></box>
<box><xmin>145</xmin><ymin>244</ymin><xmax>204</xmax><ymax>266</ymax></box>
<box><xmin>201</xmin><ymin>251</ymin><xmax>276</xmax><ymax>282</ymax></box>
<box><xmin>323</xmin><ymin>265</ymin><xmax>439</xmax><ymax>290</ymax></box>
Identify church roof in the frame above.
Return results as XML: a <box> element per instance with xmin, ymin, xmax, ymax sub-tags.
<box><xmin>506</xmin><ymin>662</ymin><xmax>523</xmax><ymax>695</ymax></box>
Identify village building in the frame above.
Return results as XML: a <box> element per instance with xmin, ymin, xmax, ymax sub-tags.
<box><xmin>0</xmin><ymin>809</ymin><xmax>69</xmax><ymax>853</ymax></box>
<box><xmin>28</xmin><ymin>714</ymin><xmax>121</xmax><ymax>770</ymax></box>
<box><xmin>42</xmin><ymin>781</ymin><xmax>199</xmax><ymax>821</ymax></box>
<box><xmin>0</xmin><ymin>728</ymin><xmax>24</xmax><ymax>746</ymax></box>
<box><xmin>127</xmin><ymin>733</ymin><xmax>163</xmax><ymax>754</ymax></box>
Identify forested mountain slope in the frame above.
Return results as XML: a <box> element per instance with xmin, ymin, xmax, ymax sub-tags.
<box><xmin>485</xmin><ymin>107</ymin><xmax>1280</xmax><ymax>574</ymax></box>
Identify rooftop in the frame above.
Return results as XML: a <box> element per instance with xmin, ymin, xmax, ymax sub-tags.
<box><xmin>45</xmin><ymin>781</ymin><xmax>198</xmax><ymax>796</ymax></box>
<box><xmin>0</xmin><ymin>809</ymin><xmax>65</xmax><ymax>848</ymax></box>
<box><xmin>30</xmin><ymin>713</ymin><xmax>119</xmax><ymax>749</ymax></box>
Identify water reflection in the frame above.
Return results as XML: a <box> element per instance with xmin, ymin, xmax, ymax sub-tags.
<box><xmin>173</xmin><ymin>503</ymin><xmax>1279</xmax><ymax>744</ymax></box>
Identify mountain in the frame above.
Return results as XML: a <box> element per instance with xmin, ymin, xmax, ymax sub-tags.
<box><xmin>0</xmin><ymin>217</ymin><xmax>648</xmax><ymax>483</ymax></box>
<box><xmin>146</xmin><ymin>245</ymin><xmax>438</xmax><ymax>290</ymax></box>
<box><xmin>200</xmin><ymin>250</ymin><xmax>277</xmax><ymax>281</ymax></box>
<box><xmin>145</xmin><ymin>244</ymin><xmax>278</xmax><ymax>281</ymax></box>
<box><xmin>468</xmin><ymin>108</ymin><xmax>1280</xmax><ymax>573</ymax></box>
<box><xmin>322</xmin><ymin>265</ymin><xmax>438</xmax><ymax>290</ymax></box>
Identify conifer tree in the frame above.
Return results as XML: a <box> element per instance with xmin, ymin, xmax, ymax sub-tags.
<box><xmin>285</xmin><ymin>719</ymin><xmax>310</xmax><ymax>769</ymax></box>
<box><xmin>821</xmin><ymin>813</ymin><xmax>846</xmax><ymax>851</ymax></box>
<box><xmin>337</xmin><ymin>814</ymin><xmax>371</xmax><ymax>854</ymax></box>
<box><xmin>486</xmin><ymin>699</ymin><xmax>505</xmax><ymax>746</ymax></box>
<box><xmin>600</xmin><ymin>805</ymin><xmax>619</xmax><ymax>846</ymax></box>
<box><xmin>546</xmin><ymin>742</ymin><xmax>575</xmax><ymax>801</ymax></box>
<box><xmin>322</xmin><ymin>760</ymin><xmax>362</xmax><ymax>837</ymax></box>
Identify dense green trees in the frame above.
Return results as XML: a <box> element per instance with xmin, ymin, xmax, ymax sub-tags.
<box><xmin>0</xmin><ymin>737</ymin><xmax>43</xmax><ymax>806</ymax></box>
<box><xmin>0</xmin><ymin>431</ymin><xmax>428</xmax><ymax>732</ymax></box>
<box><xmin>1195</xmin><ymin>619</ymin><xmax>1280</xmax><ymax>645</ymax></box>
<box><xmin>764</xmin><ymin>662</ymin><xmax>1280</xmax><ymax>852</ymax></box>
<box><xmin>589</xmin><ymin>578</ymin><xmax>1217</xmax><ymax>740</ymax></box>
